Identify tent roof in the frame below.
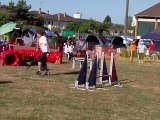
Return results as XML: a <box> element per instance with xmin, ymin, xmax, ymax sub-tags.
<box><xmin>141</xmin><ymin>32</ymin><xmax>160</xmax><ymax>40</ymax></box>
<box><xmin>62</xmin><ymin>31</ymin><xmax>75</xmax><ymax>37</ymax></box>
<box><xmin>85</xmin><ymin>34</ymin><xmax>108</xmax><ymax>46</ymax></box>
<box><xmin>110</xmin><ymin>36</ymin><xmax>125</xmax><ymax>48</ymax></box>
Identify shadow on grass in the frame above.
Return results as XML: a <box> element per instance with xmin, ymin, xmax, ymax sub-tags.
<box><xmin>52</xmin><ymin>71</ymin><xmax>79</xmax><ymax>75</ymax></box>
<box><xmin>119</xmin><ymin>79</ymin><xmax>136</xmax><ymax>85</ymax></box>
<box><xmin>0</xmin><ymin>80</ymin><xmax>14</xmax><ymax>84</ymax></box>
<box><xmin>62</xmin><ymin>61</ymin><xmax>69</xmax><ymax>64</ymax></box>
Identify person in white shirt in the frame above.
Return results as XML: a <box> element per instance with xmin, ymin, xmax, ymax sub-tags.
<box><xmin>64</xmin><ymin>43</ymin><xmax>68</xmax><ymax>54</ymax></box>
<box><xmin>64</xmin><ymin>42</ymin><xmax>74</xmax><ymax>60</ymax></box>
<box><xmin>68</xmin><ymin>42</ymin><xmax>74</xmax><ymax>53</ymax></box>
<box><xmin>137</xmin><ymin>41</ymin><xmax>147</xmax><ymax>63</ymax></box>
<box><xmin>36</xmin><ymin>30</ymin><xmax>50</xmax><ymax>75</ymax></box>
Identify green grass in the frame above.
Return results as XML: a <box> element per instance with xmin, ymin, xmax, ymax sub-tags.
<box><xmin>0</xmin><ymin>57</ymin><xmax>160</xmax><ymax>120</ymax></box>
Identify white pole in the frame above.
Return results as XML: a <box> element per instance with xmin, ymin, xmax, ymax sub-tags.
<box><xmin>99</xmin><ymin>52</ymin><xmax>104</xmax><ymax>84</ymax></box>
<box><xmin>75</xmin><ymin>81</ymin><xmax>78</xmax><ymax>88</ymax></box>
<box><xmin>85</xmin><ymin>81</ymin><xmax>89</xmax><ymax>90</ymax></box>
<box><xmin>72</xmin><ymin>58</ymin><xmax>75</xmax><ymax>69</ymax></box>
<box><xmin>109</xmin><ymin>52</ymin><xmax>114</xmax><ymax>85</ymax></box>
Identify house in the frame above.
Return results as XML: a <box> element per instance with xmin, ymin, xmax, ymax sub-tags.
<box><xmin>30</xmin><ymin>9</ymin><xmax>87</xmax><ymax>30</ymax></box>
<box><xmin>135</xmin><ymin>2</ymin><xmax>160</xmax><ymax>37</ymax></box>
<box><xmin>108</xmin><ymin>24</ymin><xmax>123</xmax><ymax>36</ymax></box>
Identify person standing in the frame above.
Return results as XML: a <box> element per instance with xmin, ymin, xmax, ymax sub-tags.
<box><xmin>57</xmin><ymin>32</ymin><xmax>63</xmax><ymax>52</ymax></box>
<box><xmin>67</xmin><ymin>42</ymin><xmax>74</xmax><ymax>60</ymax></box>
<box><xmin>66</xmin><ymin>35</ymin><xmax>71</xmax><ymax>43</ymax></box>
<box><xmin>36</xmin><ymin>30</ymin><xmax>50</xmax><ymax>75</ymax></box>
<box><xmin>130</xmin><ymin>40</ymin><xmax>137</xmax><ymax>62</ymax></box>
<box><xmin>149</xmin><ymin>40</ymin><xmax>155</xmax><ymax>57</ymax></box>
<box><xmin>137</xmin><ymin>41</ymin><xmax>147</xmax><ymax>63</ymax></box>
<box><xmin>0</xmin><ymin>35</ymin><xmax>8</xmax><ymax>45</ymax></box>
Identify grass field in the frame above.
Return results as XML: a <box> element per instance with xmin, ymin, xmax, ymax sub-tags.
<box><xmin>0</xmin><ymin>56</ymin><xmax>160</xmax><ymax>120</ymax></box>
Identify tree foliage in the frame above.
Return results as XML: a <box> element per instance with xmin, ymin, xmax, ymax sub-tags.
<box><xmin>0</xmin><ymin>13</ymin><xmax>9</xmax><ymax>25</ymax></box>
<box><xmin>66</xmin><ymin>21</ymin><xmax>82</xmax><ymax>32</ymax></box>
<box><xmin>8</xmin><ymin>0</ymin><xmax>30</xmax><ymax>21</ymax></box>
<box><xmin>103</xmin><ymin>15</ymin><xmax>112</xmax><ymax>24</ymax></box>
<box><xmin>8</xmin><ymin>0</ymin><xmax>44</xmax><ymax>27</ymax></box>
<box><xmin>66</xmin><ymin>19</ymin><xmax>111</xmax><ymax>34</ymax></box>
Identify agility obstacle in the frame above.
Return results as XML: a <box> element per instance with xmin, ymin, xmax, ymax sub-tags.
<box><xmin>74</xmin><ymin>55</ymin><xmax>88</xmax><ymax>89</ymax></box>
<box><xmin>0</xmin><ymin>49</ymin><xmax>62</xmax><ymax>66</ymax></box>
<box><xmin>74</xmin><ymin>52</ymin><xmax>121</xmax><ymax>91</ymax></box>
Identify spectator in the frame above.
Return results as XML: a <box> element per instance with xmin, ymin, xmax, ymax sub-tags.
<box><xmin>149</xmin><ymin>40</ymin><xmax>155</xmax><ymax>56</ymax></box>
<box><xmin>0</xmin><ymin>35</ymin><xmax>8</xmax><ymax>45</ymax></box>
<box><xmin>130</xmin><ymin>40</ymin><xmax>137</xmax><ymax>62</ymax></box>
<box><xmin>64</xmin><ymin>41</ymin><xmax>74</xmax><ymax>60</ymax></box>
<box><xmin>76</xmin><ymin>36</ymin><xmax>84</xmax><ymax>46</ymax></box>
<box><xmin>137</xmin><ymin>41</ymin><xmax>147</xmax><ymax>63</ymax></box>
<box><xmin>66</xmin><ymin>35</ymin><xmax>71</xmax><ymax>43</ymax></box>
<box><xmin>68</xmin><ymin>42</ymin><xmax>74</xmax><ymax>60</ymax></box>
<box><xmin>57</xmin><ymin>32</ymin><xmax>63</xmax><ymax>52</ymax></box>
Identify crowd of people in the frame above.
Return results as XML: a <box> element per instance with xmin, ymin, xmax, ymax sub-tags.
<box><xmin>63</xmin><ymin>35</ymin><xmax>85</xmax><ymax>60</ymax></box>
<box><xmin>129</xmin><ymin>38</ymin><xmax>155</xmax><ymax>63</ymax></box>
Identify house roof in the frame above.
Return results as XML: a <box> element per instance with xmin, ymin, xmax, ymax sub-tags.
<box><xmin>136</xmin><ymin>2</ymin><xmax>160</xmax><ymax>18</ymax></box>
<box><xmin>30</xmin><ymin>11</ymin><xmax>82</xmax><ymax>22</ymax></box>
<box><xmin>109</xmin><ymin>24</ymin><xmax>123</xmax><ymax>31</ymax></box>
<box><xmin>46</xmin><ymin>13</ymin><xmax>76</xmax><ymax>22</ymax></box>
<box><xmin>30</xmin><ymin>10</ymin><xmax>47</xmax><ymax>15</ymax></box>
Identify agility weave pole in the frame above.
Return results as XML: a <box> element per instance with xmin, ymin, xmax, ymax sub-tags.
<box><xmin>85</xmin><ymin>55</ymin><xmax>98</xmax><ymax>91</ymax></box>
<box><xmin>97</xmin><ymin>52</ymin><xmax>121</xmax><ymax>87</ymax></box>
<box><xmin>72</xmin><ymin>51</ymin><xmax>122</xmax><ymax>91</ymax></box>
<box><xmin>74</xmin><ymin>54</ymin><xmax>88</xmax><ymax>90</ymax></box>
<box><xmin>86</xmin><ymin>52</ymin><xmax>110</xmax><ymax>91</ymax></box>
<box><xmin>109</xmin><ymin>52</ymin><xmax>122</xmax><ymax>87</ymax></box>
<box><xmin>98</xmin><ymin>52</ymin><xmax>110</xmax><ymax>84</ymax></box>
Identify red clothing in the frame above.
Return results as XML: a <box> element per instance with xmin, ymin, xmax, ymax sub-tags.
<box><xmin>149</xmin><ymin>43</ymin><xmax>155</xmax><ymax>52</ymax></box>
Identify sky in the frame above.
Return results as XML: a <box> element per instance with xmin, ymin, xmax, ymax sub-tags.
<box><xmin>2</xmin><ymin>0</ymin><xmax>160</xmax><ymax>25</ymax></box>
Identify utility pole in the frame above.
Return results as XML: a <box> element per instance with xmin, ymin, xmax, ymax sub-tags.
<box><xmin>124</xmin><ymin>0</ymin><xmax>129</xmax><ymax>35</ymax></box>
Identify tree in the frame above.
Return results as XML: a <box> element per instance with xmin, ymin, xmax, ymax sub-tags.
<box><xmin>8</xmin><ymin>0</ymin><xmax>15</xmax><ymax>9</ymax></box>
<box><xmin>8</xmin><ymin>0</ymin><xmax>44</xmax><ymax>27</ymax></box>
<box><xmin>66</xmin><ymin>21</ymin><xmax>82</xmax><ymax>32</ymax></box>
<box><xmin>0</xmin><ymin>13</ymin><xmax>9</xmax><ymax>25</ymax></box>
<box><xmin>65</xmin><ymin>21</ymin><xmax>90</xmax><ymax>33</ymax></box>
<box><xmin>11</xmin><ymin>0</ymin><xmax>31</xmax><ymax>22</ymax></box>
<box><xmin>97</xmin><ymin>22</ymin><xmax>110</xmax><ymax>34</ymax></box>
<box><xmin>103</xmin><ymin>15</ymin><xmax>112</xmax><ymax>24</ymax></box>
<box><xmin>66</xmin><ymin>19</ymin><xmax>111</xmax><ymax>34</ymax></box>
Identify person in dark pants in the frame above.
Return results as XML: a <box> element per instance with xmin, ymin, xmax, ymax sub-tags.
<box><xmin>36</xmin><ymin>30</ymin><xmax>50</xmax><ymax>75</ymax></box>
<box><xmin>57</xmin><ymin>32</ymin><xmax>63</xmax><ymax>52</ymax></box>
